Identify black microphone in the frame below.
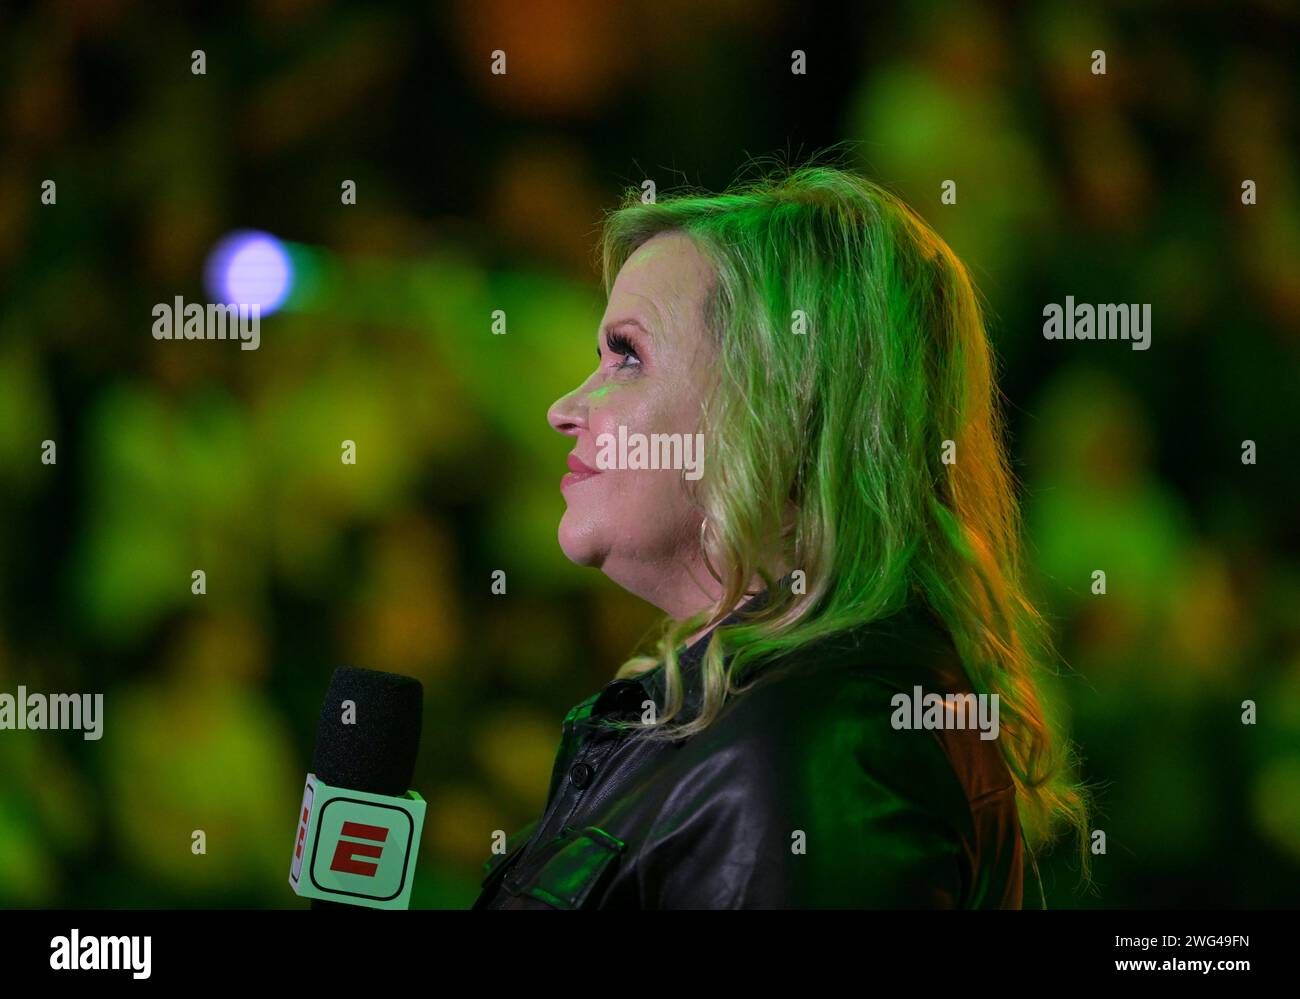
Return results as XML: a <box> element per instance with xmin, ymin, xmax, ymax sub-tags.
<box><xmin>288</xmin><ymin>667</ymin><xmax>426</xmax><ymax>910</ymax></box>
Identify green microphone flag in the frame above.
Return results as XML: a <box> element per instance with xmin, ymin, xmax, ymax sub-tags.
<box><xmin>289</xmin><ymin>774</ymin><xmax>426</xmax><ymax>909</ymax></box>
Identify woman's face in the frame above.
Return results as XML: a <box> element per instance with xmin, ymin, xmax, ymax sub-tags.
<box><xmin>546</xmin><ymin>231</ymin><xmax>718</xmax><ymax>615</ymax></box>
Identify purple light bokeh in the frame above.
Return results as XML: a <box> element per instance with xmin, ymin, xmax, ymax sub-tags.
<box><xmin>203</xmin><ymin>230</ymin><xmax>293</xmax><ymax>315</ymax></box>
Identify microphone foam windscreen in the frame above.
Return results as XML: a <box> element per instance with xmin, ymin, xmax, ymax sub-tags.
<box><xmin>311</xmin><ymin>666</ymin><xmax>423</xmax><ymax>797</ymax></box>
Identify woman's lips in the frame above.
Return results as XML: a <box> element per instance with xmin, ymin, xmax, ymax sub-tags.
<box><xmin>561</xmin><ymin>452</ymin><xmax>601</xmax><ymax>491</ymax></box>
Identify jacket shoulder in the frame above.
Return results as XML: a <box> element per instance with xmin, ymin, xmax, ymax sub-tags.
<box><xmin>713</xmin><ymin>609</ymin><xmax>1014</xmax><ymax>797</ymax></box>
<box><xmin>637</xmin><ymin>610</ymin><xmax>1021</xmax><ymax>907</ymax></box>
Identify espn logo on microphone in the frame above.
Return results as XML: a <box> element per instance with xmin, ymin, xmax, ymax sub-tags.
<box><xmin>288</xmin><ymin>774</ymin><xmax>426</xmax><ymax>909</ymax></box>
<box><xmin>330</xmin><ymin>820</ymin><xmax>390</xmax><ymax>876</ymax></box>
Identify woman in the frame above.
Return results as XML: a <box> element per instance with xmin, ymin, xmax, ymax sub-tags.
<box><xmin>473</xmin><ymin>164</ymin><xmax>1090</xmax><ymax>909</ymax></box>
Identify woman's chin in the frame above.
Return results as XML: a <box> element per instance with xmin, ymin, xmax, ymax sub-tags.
<box><xmin>557</xmin><ymin>519</ymin><xmax>606</xmax><ymax>568</ymax></box>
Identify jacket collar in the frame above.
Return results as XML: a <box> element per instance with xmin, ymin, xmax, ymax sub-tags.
<box><xmin>580</xmin><ymin>579</ymin><xmax>951</xmax><ymax>733</ymax></box>
<box><xmin>626</xmin><ymin>576</ymin><xmax>785</xmax><ymax>724</ymax></box>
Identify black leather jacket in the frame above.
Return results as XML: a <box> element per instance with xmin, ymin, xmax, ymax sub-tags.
<box><xmin>473</xmin><ymin>596</ymin><xmax>1024</xmax><ymax>909</ymax></box>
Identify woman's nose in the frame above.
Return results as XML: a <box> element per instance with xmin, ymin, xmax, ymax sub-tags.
<box><xmin>547</xmin><ymin>385</ymin><xmax>586</xmax><ymax>436</ymax></box>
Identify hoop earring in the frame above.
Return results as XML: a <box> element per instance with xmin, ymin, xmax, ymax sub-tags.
<box><xmin>699</xmin><ymin>516</ymin><xmax>724</xmax><ymax>585</ymax></box>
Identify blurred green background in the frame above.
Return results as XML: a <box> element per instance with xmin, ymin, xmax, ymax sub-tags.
<box><xmin>1</xmin><ymin>0</ymin><xmax>1297</xmax><ymax>908</ymax></box>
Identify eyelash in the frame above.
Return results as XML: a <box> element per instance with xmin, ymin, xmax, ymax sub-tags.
<box><xmin>604</xmin><ymin>331</ymin><xmax>642</xmax><ymax>370</ymax></box>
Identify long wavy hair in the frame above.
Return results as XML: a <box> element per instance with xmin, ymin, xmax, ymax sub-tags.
<box><xmin>597</xmin><ymin>161</ymin><xmax>1092</xmax><ymax>893</ymax></box>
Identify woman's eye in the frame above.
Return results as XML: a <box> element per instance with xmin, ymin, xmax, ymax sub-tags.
<box><xmin>605</xmin><ymin>332</ymin><xmax>641</xmax><ymax>370</ymax></box>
